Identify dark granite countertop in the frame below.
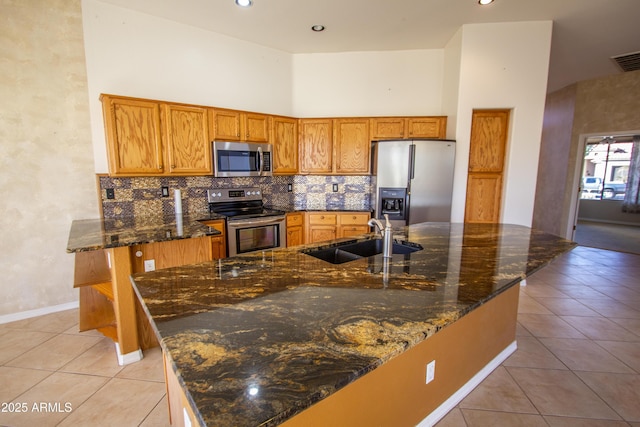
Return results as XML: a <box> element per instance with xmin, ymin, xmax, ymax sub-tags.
<box><xmin>66</xmin><ymin>212</ymin><xmax>224</xmax><ymax>253</ymax></box>
<box><xmin>131</xmin><ymin>223</ymin><xmax>576</xmax><ymax>427</ymax></box>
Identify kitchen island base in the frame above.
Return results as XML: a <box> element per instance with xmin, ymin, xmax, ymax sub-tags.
<box><xmin>164</xmin><ymin>283</ymin><xmax>520</xmax><ymax>427</ymax></box>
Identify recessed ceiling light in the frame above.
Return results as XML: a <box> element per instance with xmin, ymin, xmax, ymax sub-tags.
<box><xmin>478</xmin><ymin>0</ymin><xmax>494</xmax><ymax>4</ymax></box>
<box><xmin>311</xmin><ymin>25</ymin><xmax>325</xmax><ymax>32</ymax></box>
<box><xmin>235</xmin><ymin>0</ymin><xmax>252</xmax><ymax>7</ymax></box>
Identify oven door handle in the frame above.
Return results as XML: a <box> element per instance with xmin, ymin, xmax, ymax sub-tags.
<box><xmin>228</xmin><ymin>217</ymin><xmax>285</xmax><ymax>228</ymax></box>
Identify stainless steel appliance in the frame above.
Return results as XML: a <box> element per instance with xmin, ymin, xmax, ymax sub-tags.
<box><xmin>372</xmin><ymin>139</ymin><xmax>455</xmax><ymax>225</ymax></box>
<box><xmin>208</xmin><ymin>187</ymin><xmax>285</xmax><ymax>256</ymax></box>
<box><xmin>212</xmin><ymin>141</ymin><xmax>272</xmax><ymax>177</ymax></box>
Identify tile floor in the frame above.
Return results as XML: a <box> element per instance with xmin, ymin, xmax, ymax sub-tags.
<box><xmin>1</xmin><ymin>246</ymin><xmax>639</xmax><ymax>426</ymax></box>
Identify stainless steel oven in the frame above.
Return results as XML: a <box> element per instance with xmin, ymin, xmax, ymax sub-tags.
<box><xmin>208</xmin><ymin>187</ymin><xmax>286</xmax><ymax>257</ymax></box>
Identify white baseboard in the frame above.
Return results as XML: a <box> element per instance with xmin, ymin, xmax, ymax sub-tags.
<box><xmin>417</xmin><ymin>341</ymin><xmax>518</xmax><ymax>427</ymax></box>
<box><xmin>0</xmin><ymin>301</ymin><xmax>79</xmax><ymax>325</ymax></box>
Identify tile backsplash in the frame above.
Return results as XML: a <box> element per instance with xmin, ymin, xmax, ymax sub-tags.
<box><xmin>98</xmin><ymin>175</ymin><xmax>375</xmax><ymax>218</ymax></box>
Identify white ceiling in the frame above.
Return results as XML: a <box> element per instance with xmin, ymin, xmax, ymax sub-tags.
<box><xmin>97</xmin><ymin>0</ymin><xmax>640</xmax><ymax>93</ymax></box>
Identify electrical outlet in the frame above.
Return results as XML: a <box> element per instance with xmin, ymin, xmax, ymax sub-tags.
<box><xmin>332</xmin><ymin>183</ymin><xmax>339</xmax><ymax>192</ymax></box>
<box><xmin>144</xmin><ymin>259</ymin><xmax>156</xmax><ymax>272</ymax></box>
<box><xmin>106</xmin><ymin>188</ymin><xmax>115</xmax><ymax>199</ymax></box>
<box><xmin>426</xmin><ymin>360</ymin><xmax>435</xmax><ymax>384</ymax></box>
<box><xmin>161</xmin><ymin>186</ymin><xmax>170</xmax><ymax>197</ymax></box>
<box><xmin>287</xmin><ymin>184</ymin><xmax>293</xmax><ymax>193</ymax></box>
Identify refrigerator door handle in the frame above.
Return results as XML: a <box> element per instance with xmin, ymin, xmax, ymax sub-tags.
<box><xmin>409</xmin><ymin>144</ymin><xmax>416</xmax><ymax>181</ymax></box>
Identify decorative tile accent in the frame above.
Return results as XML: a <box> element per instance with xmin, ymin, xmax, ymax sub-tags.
<box><xmin>99</xmin><ymin>175</ymin><xmax>374</xmax><ymax>218</ymax></box>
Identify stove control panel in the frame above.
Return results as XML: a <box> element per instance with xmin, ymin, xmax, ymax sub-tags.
<box><xmin>207</xmin><ymin>187</ymin><xmax>262</xmax><ymax>203</ymax></box>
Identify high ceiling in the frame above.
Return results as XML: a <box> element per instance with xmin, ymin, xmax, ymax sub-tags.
<box><xmin>98</xmin><ymin>0</ymin><xmax>640</xmax><ymax>93</ymax></box>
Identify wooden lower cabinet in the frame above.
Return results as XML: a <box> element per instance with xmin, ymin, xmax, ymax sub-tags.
<box><xmin>305</xmin><ymin>212</ymin><xmax>371</xmax><ymax>244</ymax></box>
<box><xmin>338</xmin><ymin>213</ymin><xmax>371</xmax><ymax>238</ymax></box>
<box><xmin>286</xmin><ymin>212</ymin><xmax>304</xmax><ymax>247</ymax></box>
<box><xmin>200</xmin><ymin>219</ymin><xmax>227</xmax><ymax>259</ymax></box>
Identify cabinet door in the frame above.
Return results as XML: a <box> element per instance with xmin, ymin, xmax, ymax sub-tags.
<box><xmin>163</xmin><ymin>104</ymin><xmax>212</xmax><ymax>175</ymax></box>
<box><xmin>286</xmin><ymin>226</ymin><xmax>303</xmax><ymax>247</ymax></box>
<box><xmin>334</xmin><ymin>119</ymin><xmax>371</xmax><ymax>174</ymax></box>
<box><xmin>213</xmin><ymin>109</ymin><xmax>242</xmax><ymax>141</ymax></box>
<box><xmin>201</xmin><ymin>220</ymin><xmax>227</xmax><ymax>259</ymax></box>
<box><xmin>467</xmin><ymin>111</ymin><xmax>508</xmax><ymax>173</ymax></box>
<box><xmin>272</xmin><ymin>116</ymin><xmax>298</xmax><ymax>174</ymax></box>
<box><xmin>371</xmin><ymin>117</ymin><xmax>405</xmax><ymax>140</ymax></box>
<box><xmin>299</xmin><ymin>119</ymin><xmax>333</xmax><ymax>174</ymax></box>
<box><xmin>308</xmin><ymin>226</ymin><xmax>337</xmax><ymax>244</ymax></box>
<box><xmin>244</xmin><ymin>113</ymin><xmax>270</xmax><ymax>142</ymax></box>
<box><xmin>286</xmin><ymin>212</ymin><xmax>304</xmax><ymax>246</ymax></box>
<box><xmin>407</xmin><ymin>117</ymin><xmax>447</xmax><ymax>139</ymax></box>
<box><xmin>102</xmin><ymin>95</ymin><xmax>164</xmax><ymax>175</ymax></box>
<box><xmin>464</xmin><ymin>173</ymin><xmax>503</xmax><ymax>223</ymax></box>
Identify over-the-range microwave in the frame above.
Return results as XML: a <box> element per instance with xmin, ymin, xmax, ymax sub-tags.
<box><xmin>212</xmin><ymin>141</ymin><xmax>272</xmax><ymax>177</ymax></box>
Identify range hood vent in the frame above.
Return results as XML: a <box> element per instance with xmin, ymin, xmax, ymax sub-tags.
<box><xmin>611</xmin><ymin>51</ymin><xmax>640</xmax><ymax>72</ymax></box>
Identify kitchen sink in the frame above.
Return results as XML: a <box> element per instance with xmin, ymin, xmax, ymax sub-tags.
<box><xmin>302</xmin><ymin>239</ymin><xmax>423</xmax><ymax>264</ymax></box>
<box><xmin>338</xmin><ymin>239</ymin><xmax>422</xmax><ymax>257</ymax></box>
<box><xmin>302</xmin><ymin>247</ymin><xmax>363</xmax><ymax>264</ymax></box>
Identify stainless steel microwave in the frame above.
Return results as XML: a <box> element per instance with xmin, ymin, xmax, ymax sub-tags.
<box><xmin>212</xmin><ymin>141</ymin><xmax>272</xmax><ymax>177</ymax></box>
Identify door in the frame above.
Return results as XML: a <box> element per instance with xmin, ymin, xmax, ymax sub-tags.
<box><xmin>375</xmin><ymin>140</ymin><xmax>411</xmax><ymax>188</ymax></box>
<box><xmin>464</xmin><ymin>109</ymin><xmax>510</xmax><ymax>223</ymax></box>
<box><xmin>409</xmin><ymin>140</ymin><xmax>456</xmax><ymax>224</ymax></box>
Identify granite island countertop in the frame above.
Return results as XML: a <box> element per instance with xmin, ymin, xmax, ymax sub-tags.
<box><xmin>66</xmin><ymin>212</ymin><xmax>224</xmax><ymax>253</ymax></box>
<box><xmin>131</xmin><ymin>222</ymin><xmax>576</xmax><ymax>427</ymax></box>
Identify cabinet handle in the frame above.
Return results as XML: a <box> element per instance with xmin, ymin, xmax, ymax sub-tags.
<box><xmin>320</xmin><ymin>215</ymin><xmax>324</xmax><ymax>219</ymax></box>
<box><xmin>352</xmin><ymin>216</ymin><xmax>356</xmax><ymax>220</ymax></box>
<box><xmin>171</xmin><ymin>164</ymin><xmax>176</xmax><ymax>169</ymax></box>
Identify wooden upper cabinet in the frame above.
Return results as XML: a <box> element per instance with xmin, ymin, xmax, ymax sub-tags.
<box><xmin>407</xmin><ymin>117</ymin><xmax>447</xmax><ymax>139</ymax></box>
<box><xmin>467</xmin><ymin>110</ymin><xmax>509</xmax><ymax>173</ymax></box>
<box><xmin>272</xmin><ymin>116</ymin><xmax>298</xmax><ymax>175</ymax></box>
<box><xmin>102</xmin><ymin>95</ymin><xmax>164</xmax><ymax>175</ymax></box>
<box><xmin>334</xmin><ymin>119</ymin><xmax>370</xmax><ymax>174</ymax></box>
<box><xmin>371</xmin><ymin>117</ymin><xmax>405</xmax><ymax>140</ymax></box>
<box><xmin>211</xmin><ymin>108</ymin><xmax>270</xmax><ymax>143</ymax></box>
<box><xmin>162</xmin><ymin>104</ymin><xmax>212</xmax><ymax>175</ymax></box>
<box><xmin>211</xmin><ymin>108</ymin><xmax>242</xmax><ymax>141</ymax></box>
<box><xmin>299</xmin><ymin>119</ymin><xmax>333</xmax><ymax>174</ymax></box>
<box><xmin>244</xmin><ymin>113</ymin><xmax>270</xmax><ymax>142</ymax></box>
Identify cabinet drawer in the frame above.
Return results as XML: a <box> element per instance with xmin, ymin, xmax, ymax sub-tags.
<box><xmin>307</xmin><ymin>213</ymin><xmax>337</xmax><ymax>225</ymax></box>
<box><xmin>339</xmin><ymin>213</ymin><xmax>370</xmax><ymax>225</ymax></box>
<box><xmin>286</xmin><ymin>213</ymin><xmax>303</xmax><ymax>227</ymax></box>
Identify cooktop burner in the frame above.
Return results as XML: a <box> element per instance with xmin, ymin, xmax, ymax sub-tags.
<box><xmin>207</xmin><ymin>187</ymin><xmax>284</xmax><ymax>220</ymax></box>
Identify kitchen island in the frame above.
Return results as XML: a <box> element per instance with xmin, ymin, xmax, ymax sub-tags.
<box><xmin>131</xmin><ymin>223</ymin><xmax>575</xmax><ymax>426</ymax></box>
<box><xmin>67</xmin><ymin>213</ymin><xmax>224</xmax><ymax>364</ymax></box>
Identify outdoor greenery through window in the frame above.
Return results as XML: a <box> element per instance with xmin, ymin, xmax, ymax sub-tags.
<box><xmin>581</xmin><ymin>136</ymin><xmax>631</xmax><ymax>200</ymax></box>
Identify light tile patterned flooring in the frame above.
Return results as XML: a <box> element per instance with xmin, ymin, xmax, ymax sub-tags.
<box><xmin>0</xmin><ymin>246</ymin><xmax>639</xmax><ymax>426</ymax></box>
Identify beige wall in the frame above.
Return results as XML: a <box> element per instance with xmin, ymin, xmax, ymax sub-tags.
<box><xmin>0</xmin><ymin>0</ymin><xmax>98</xmax><ymax>318</ymax></box>
<box><xmin>533</xmin><ymin>70</ymin><xmax>640</xmax><ymax>238</ymax></box>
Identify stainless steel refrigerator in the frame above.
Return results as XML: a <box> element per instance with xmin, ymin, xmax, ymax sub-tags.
<box><xmin>372</xmin><ymin>139</ymin><xmax>456</xmax><ymax>225</ymax></box>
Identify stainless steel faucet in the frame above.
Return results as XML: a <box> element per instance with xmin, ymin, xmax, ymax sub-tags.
<box><xmin>368</xmin><ymin>214</ymin><xmax>393</xmax><ymax>258</ymax></box>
